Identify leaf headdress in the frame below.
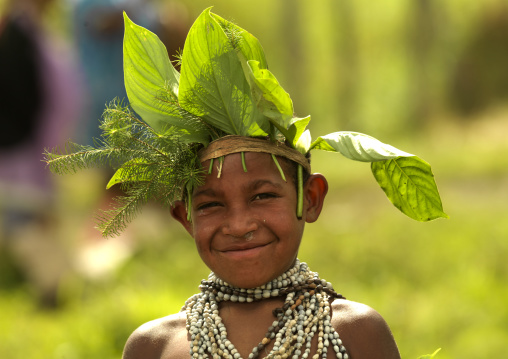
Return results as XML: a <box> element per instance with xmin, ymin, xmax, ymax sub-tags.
<box><xmin>45</xmin><ymin>8</ymin><xmax>447</xmax><ymax>237</ymax></box>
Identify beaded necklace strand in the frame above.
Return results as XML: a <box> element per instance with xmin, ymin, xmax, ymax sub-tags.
<box><xmin>183</xmin><ymin>260</ymin><xmax>349</xmax><ymax>359</ymax></box>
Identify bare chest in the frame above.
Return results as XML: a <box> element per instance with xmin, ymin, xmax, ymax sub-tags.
<box><xmin>159</xmin><ymin>329</ymin><xmax>339</xmax><ymax>359</ymax></box>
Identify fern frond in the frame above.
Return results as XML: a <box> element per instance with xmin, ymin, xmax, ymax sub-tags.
<box><xmin>96</xmin><ymin>146</ymin><xmax>204</xmax><ymax>237</ymax></box>
<box><xmin>45</xmin><ymin>97</ymin><xmax>210</xmax><ymax>236</ymax></box>
<box><xmin>44</xmin><ymin>143</ymin><xmax>121</xmax><ymax>174</ymax></box>
<box><xmin>96</xmin><ymin>187</ymin><xmax>148</xmax><ymax>237</ymax></box>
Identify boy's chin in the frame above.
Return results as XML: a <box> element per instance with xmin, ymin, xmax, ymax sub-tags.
<box><xmin>211</xmin><ymin>261</ymin><xmax>298</xmax><ymax>289</ymax></box>
<box><xmin>216</xmin><ymin>273</ymin><xmax>271</xmax><ymax>289</ymax></box>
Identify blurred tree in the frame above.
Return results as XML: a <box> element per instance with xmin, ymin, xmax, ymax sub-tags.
<box><xmin>279</xmin><ymin>0</ymin><xmax>305</xmax><ymax>115</ymax></box>
<box><xmin>155</xmin><ymin>1</ymin><xmax>190</xmax><ymax>71</ymax></box>
<box><xmin>449</xmin><ymin>3</ymin><xmax>508</xmax><ymax>117</ymax></box>
<box><xmin>333</xmin><ymin>0</ymin><xmax>359</xmax><ymax>129</ymax></box>
<box><xmin>407</xmin><ymin>0</ymin><xmax>436</xmax><ymax>128</ymax></box>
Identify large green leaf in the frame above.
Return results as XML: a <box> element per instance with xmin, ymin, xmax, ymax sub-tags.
<box><xmin>178</xmin><ymin>8</ymin><xmax>268</xmax><ymax>137</ymax></box>
<box><xmin>311</xmin><ymin>131</ymin><xmax>413</xmax><ymax>161</ymax></box>
<box><xmin>123</xmin><ymin>13</ymin><xmax>209</xmax><ymax>143</ymax></box>
<box><xmin>372</xmin><ymin>157</ymin><xmax>448</xmax><ymax>221</ymax></box>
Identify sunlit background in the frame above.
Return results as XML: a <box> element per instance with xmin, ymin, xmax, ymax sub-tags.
<box><xmin>1</xmin><ymin>0</ymin><xmax>507</xmax><ymax>358</ymax></box>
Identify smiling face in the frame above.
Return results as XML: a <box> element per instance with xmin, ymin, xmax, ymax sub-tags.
<box><xmin>171</xmin><ymin>152</ymin><xmax>327</xmax><ymax>288</ymax></box>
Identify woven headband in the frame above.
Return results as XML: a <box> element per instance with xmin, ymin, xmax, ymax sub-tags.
<box><xmin>198</xmin><ymin>136</ymin><xmax>311</xmax><ymax>173</ymax></box>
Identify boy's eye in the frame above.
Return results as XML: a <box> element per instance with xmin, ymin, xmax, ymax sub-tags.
<box><xmin>253</xmin><ymin>193</ymin><xmax>276</xmax><ymax>201</ymax></box>
<box><xmin>196</xmin><ymin>202</ymin><xmax>221</xmax><ymax>211</ymax></box>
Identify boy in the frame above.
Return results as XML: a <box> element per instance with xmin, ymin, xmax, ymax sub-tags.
<box><xmin>45</xmin><ymin>7</ymin><xmax>445</xmax><ymax>359</ymax></box>
<box><xmin>121</xmin><ymin>149</ymin><xmax>401</xmax><ymax>358</ymax></box>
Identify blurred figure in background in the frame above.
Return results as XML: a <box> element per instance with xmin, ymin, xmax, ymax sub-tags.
<box><xmin>0</xmin><ymin>0</ymin><xmax>82</xmax><ymax>307</ymax></box>
<box><xmin>72</xmin><ymin>0</ymin><xmax>159</xmax><ymax>144</ymax></box>
<box><xmin>62</xmin><ymin>0</ymin><xmax>191</xmax><ymax>281</ymax></box>
<box><xmin>0</xmin><ymin>0</ymin><xmax>191</xmax><ymax>307</ymax></box>
<box><xmin>72</xmin><ymin>0</ymin><xmax>190</xmax><ymax>143</ymax></box>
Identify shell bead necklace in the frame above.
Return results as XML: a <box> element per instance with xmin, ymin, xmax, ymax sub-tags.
<box><xmin>183</xmin><ymin>260</ymin><xmax>349</xmax><ymax>359</ymax></box>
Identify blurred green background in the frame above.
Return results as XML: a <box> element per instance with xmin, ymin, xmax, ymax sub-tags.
<box><xmin>1</xmin><ymin>0</ymin><xmax>507</xmax><ymax>358</ymax></box>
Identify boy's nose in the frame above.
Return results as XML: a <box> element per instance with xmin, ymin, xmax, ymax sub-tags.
<box><xmin>221</xmin><ymin>209</ymin><xmax>258</xmax><ymax>238</ymax></box>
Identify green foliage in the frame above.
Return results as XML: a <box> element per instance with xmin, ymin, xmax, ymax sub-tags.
<box><xmin>46</xmin><ymin>7</ymin><xmax>448</xmax><ymax>234</ymax></box>
<box><xmin>311</xmin><ymin>131</ymin><xmax>413</xmax><ymax>161</ymax></box>
<box><xmin>178</xmin><ymin>8</ymin><xmax>270</xmax><ymax>137</ymax></box>
<box><xmin>310</xmin><ymin>132</ymin><xmax>447</xmax><ymax>221</ymax></box>
<box><xmin>13</xmin><ymin>1</ymin><xmax>507</xmax><ymax>359</ymax></box>
<box><xmin>44</xmin><ymin>101</ymin><xmax>204</xmax><ymax>237</ymax></box>
<box><xmin>372</xmin><ymin>157</ymin><xmax>448</xmax><ymax>221</ymax></box>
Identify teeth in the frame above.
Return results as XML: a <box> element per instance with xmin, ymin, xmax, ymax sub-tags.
<box><xmin>244</xmin><ymin>231</ymin><xmax>254</xmax><ymax>241</ymax></box>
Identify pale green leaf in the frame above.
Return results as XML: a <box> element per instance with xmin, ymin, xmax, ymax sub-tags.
<box><xmin>288</xmin><ymin>116</ymin><xmax>311</xmax><ymax>150</ymax></box>
<box><xmin>178</xmin><ymin>8</ymin><xmax>268</xmax><ymax>137</ymax></box>
<box><xmin>371</xmin><ymin>157</ymin><xmax>448</xmax><ymax>221</ymax></box>
<box><xmin>311</xmin><ymin>131</ymin><xmax>413</xmax><ymax>161</ymax></box>
<box><xmin>123</xmin><ymin>12</ymin><xmax>209</xmax><ymax>143</ymax></box>
<box><xmin>295</xmin><ymin>129</ymin><xmax>312</xmax><ymax>154</ymax></box>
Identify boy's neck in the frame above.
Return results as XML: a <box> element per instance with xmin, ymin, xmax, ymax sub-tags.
<box><xmin>219</xmin><ymin>296</ymin><xmax>285</xmax><ymax>316</ymax></box>
<box><xmin>218</xmin><ymin>297</ymin><xmax>284</xmax><ymax>357</ymax></box>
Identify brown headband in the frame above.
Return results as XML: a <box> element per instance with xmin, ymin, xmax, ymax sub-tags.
<box><xmin>198</xmin><ymin>136</ymin><xmax>311</xmax><ymax>173</ymax></box>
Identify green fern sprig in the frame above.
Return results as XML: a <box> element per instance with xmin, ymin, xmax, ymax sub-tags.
<box><xmin>44</xmin><ymin>143</ymin><xmax>122</xmax><ymax>175</ymax></box>
<box><xmin>96</xmin><ymin>186</ymin><xmax>149</xmax><ymax>238</ymax></box>
<box><xmin>44</xmin><ymin>100</ymin><xmax>205</xmax><ymax>237</ymax></box>
<box><xmin>98</xmin><ymin>148</ymin><xmax>203</xmax><ymax>237</ymax></box>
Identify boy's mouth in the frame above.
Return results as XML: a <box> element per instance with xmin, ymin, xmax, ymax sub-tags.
<box><xmin>219</xmin><ymin>242</ymin><xmax>273</xmax><ymax>258</ymax></box>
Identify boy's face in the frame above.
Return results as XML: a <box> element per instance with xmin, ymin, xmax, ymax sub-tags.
<box><xmin>171</xmin><ymin>152</ymin><xmax>327</xmax><ymax>289</ymax></box>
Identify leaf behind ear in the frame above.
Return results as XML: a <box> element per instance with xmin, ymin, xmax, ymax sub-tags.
<box><xmin>371</xmin><ymin>157</ymin><xmax>448</xmax><ymax>221</ymax></box>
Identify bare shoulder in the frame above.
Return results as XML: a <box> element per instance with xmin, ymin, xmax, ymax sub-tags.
<box><xmin>122</xmin><ymin>311</ymin><xmax>188</xmax><ymax>359</ymax></box>
<box><xmin>331</xmin><ymin>299</ymin><xmax>401</xmax><ymax>359</ymax></box>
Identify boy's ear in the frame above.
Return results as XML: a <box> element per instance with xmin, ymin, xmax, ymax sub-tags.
<box><xmin>170</xmin><ymin>201</ymin><xmax>193</xmax><ymax>235</ymax></box>
<box><xmin>303</xmin><ymin>173</ymin><xmax>328</xmax><ymax>223</ymax></box>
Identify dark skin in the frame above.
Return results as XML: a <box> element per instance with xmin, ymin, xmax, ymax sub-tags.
<box><xmin>122</xmin><ymin>152</ymin><xmax>400</xmax><ymax>359</ymax></box>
